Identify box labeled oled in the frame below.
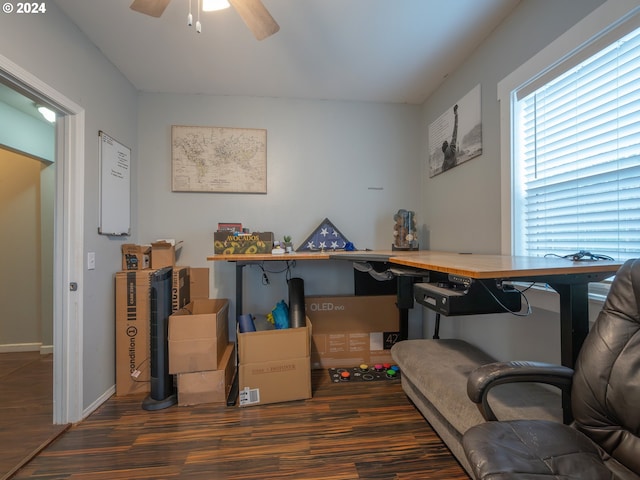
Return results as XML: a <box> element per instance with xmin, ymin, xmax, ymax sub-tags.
<box><xmin>305</xmin><ymin>295</ymin><xmax>399</xmax><ymax>369</ymax></box>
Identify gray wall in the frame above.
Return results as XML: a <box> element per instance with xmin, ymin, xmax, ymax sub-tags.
<box><xmin>0</xmin><ymin>3</ymin><xmax>138</xmax><ymax>409</ymax></box>
<box><xmin>418</xmin><ymin>0</ymin><xmax>608</xmax><ymax>363</ymax></box>
<box><xmin>137</xmin><ymin>94</ymin><xmax>423</xmax><ymax>333</ymax></box>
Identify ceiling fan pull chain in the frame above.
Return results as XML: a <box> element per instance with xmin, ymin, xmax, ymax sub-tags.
<box><xmin>196</xmin><ymin>0</ymin><xmax>202</xmax><ymax>33</ymax></box>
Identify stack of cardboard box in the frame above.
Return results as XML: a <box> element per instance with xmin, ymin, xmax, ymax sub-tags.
<box><xmin>237</xmin><ymin>319</ymin><xmax>312</xmax><ymax>407</ymax></box>
<box><xmin>115</xmin><ymin>242</ymin><xmax>235</xmax><ymax>404</ymax></box>
<box><xmin>169</xmin><ymin>298</ymin><xmax>236</xmax><ymax>405</ymax></box>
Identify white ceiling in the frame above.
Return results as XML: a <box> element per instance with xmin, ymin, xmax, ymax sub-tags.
<box><xmin>52</xmin><ymin>0</ymin><xmax>521</xmax><ymax>105</ymax></box>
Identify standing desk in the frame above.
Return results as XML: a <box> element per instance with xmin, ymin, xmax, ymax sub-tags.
<box><xmin>388</xmin><ymin>251</ymin><xmax>621</xmax><ymax>369</ymax></box>
<box><xmin>208</xmin><ymin>251</ymin><xmax>621</xmax><ymax>409</ymax></box>
<box><xmin>208</xmin><ymin>250</ymin><xmax>622</xmax><ymax>369</ymax></box>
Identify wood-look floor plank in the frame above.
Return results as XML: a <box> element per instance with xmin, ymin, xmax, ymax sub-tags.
<box><xmin>0</xmin><ymin>352</ymin><xmax>69</xmax><ymax>480</ymax></box>
<box><xmin>12</xmin><ymin>370</ymin><xmax>469</xmax><ymax>479</ymax></box>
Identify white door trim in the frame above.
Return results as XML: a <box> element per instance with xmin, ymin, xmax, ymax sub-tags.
<box><xmin>0</xmin><ymin>53</ymin><xmax>84</xmax><ymax>424</ymax></box>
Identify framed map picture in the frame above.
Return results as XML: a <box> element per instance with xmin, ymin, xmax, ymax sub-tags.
<box><xmin>171</xmin><ymin>125</ymin><xmax>267</xmax><ymax>193</ymax></box>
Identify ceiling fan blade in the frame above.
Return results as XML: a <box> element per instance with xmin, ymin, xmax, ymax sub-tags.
<box><xmin>228</xmin><ymin>0</ymin><xmax>280</xmax><ymax>41</ymax></box>
<box><xmin>130</xmin><ymin>0</ymin><xmax>172</xmax><ymax>17</ymax></box>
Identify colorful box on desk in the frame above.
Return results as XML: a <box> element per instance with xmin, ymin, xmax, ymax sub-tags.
<box><xmin>114</xmin><ymin>268</ymin><xmax>190</xmax><ymax>396</ymax></box>
<box><xmin>168</xmin><ymin>299</ymin><xmax>229</xmax><ymax>374</ymax></box>
<box><xmin>121</xmin><ymin>244</ymin><xmax>151</xmax><ymax>270</ymax></box>
<box><xmin>304</xmin><ymin>295</ymin><xmax>399</xmax><ymax>369</ymax></box>
<box><xmin>176</xmin><ymin>342</ymin><xmax>236</xmax><ymax>406</ymax></box>
<box><xmin>237</xmin><ymin>320</ymin><xmax>312</xmax><ymax>407</ymax></box>
<box><xmin>213</xmin><ymin>231</ymin><xmax>274</xmax><ymax>254</ymax></box>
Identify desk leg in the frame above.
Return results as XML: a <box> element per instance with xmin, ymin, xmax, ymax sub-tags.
<box><xmin>227</xmin><ymin>263</ymin><xmax>246</xmax><ymax>407</ymax></box>
<box><xmin>548</xmin><ymin>282</ymin><xmax>589</xmax><ymax>424</ymax></box>
<box><xmin>396</xmin><ymin>275</ymin><xmax>416</xmax><ymax>341</ymax></box>
<box><xmin>548</xmin><ymin>282</ymin><xmax>589</xmax><ymax>369</ymax></box>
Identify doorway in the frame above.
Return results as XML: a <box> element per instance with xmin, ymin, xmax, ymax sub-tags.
<box><xmin>0</xmin><ymin>53</ymin><xmax>85</xmax><ymax>427</ymax></box>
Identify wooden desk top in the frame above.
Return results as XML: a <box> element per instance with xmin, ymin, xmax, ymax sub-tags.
<box><xmin>207</xmin><ymin>249</ymin><xmax>623</xmax><ymax>280</ymax></box>
<box><xmin>207</xmin><ymin>251</ymin><xmax>335</xmax><ymax>262</ymax></box>
<box><xmin>388</xmin><ymin>251</ymin><xmax>622</xmax><ymax>280</ymax></box>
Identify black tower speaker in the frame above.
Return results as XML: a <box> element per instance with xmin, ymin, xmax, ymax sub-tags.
<box><xmin>288</xmin><ymin>277</ymin><xmax>306</xmax><ymax>328</ymax></box>
<box><xmin>142</xmin><ymin>267</ymin><xmax>177</xmax><ymax>411</ymax></box>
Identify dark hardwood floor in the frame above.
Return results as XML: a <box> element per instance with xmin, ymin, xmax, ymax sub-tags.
<box><xmin>0</xmin><ymin>352</ymin><xmax>69</xmax><ymax>480</ymax></box>
<box><xmin>9</xmin><ymin>366</ymin><xmax>469</xmax><ymax>479</ymax></box>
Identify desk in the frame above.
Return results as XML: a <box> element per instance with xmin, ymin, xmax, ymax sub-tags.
<box><xmin>208</xmin><ymin>250</ymin><xmax>621</xmax><ymax>369</ymax></box>
<box><xmin>209</xmin><ymin>250</ymin><xmax>621</xmax><ymax>416</ymax></box>
<box><xmin>388</xmin><ymin>251</ymin><xmax>621</xmax><ymax>369</ymax></box>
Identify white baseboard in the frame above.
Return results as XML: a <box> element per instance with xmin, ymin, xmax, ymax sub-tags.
<box><xmin>0</xmin><ymin>342</ymin><xmax>42</xmax><ymax>353</ymax></box>
<box><xmin>40</xmin><ymin>344</ymin><xmax>54</xmax><ymax>355</ymax></box>
<box><xmin>82</xmin><ymin>386</ymin><xmax>115</xmax><ymax>421</ymax></box>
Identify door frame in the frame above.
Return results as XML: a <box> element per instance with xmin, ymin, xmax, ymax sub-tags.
<box><xmin>0</xmin><ymin>53</ymin><xmax>84</xmax><ymax>424</ymax></box>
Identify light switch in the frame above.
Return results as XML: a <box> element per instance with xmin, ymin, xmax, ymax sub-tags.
<box><xmin>87</xmin><ymin>252</ymin><xmax>96</xmax><ymax>270</ymax></box>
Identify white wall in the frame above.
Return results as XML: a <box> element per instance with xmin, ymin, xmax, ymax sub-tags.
<box><xmin>0</xmin><ymin>3</ymin><xmax>138</xmax><ymax>409</ymax></box>
<box><xmin>137</xmin><ymin>93</ymin><xmax>423</xmax><ymax>333</ymax></box>
<box><xmin>418</xmin><ymin>0</ymin><xmax>609</xmax><ymax>363</ymax></box>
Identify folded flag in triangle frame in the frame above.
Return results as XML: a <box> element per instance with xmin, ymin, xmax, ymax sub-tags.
<box><xmin>297</xmin><ymin>218</ymin><xmax>352</xmax><ymax>252</ymax></box>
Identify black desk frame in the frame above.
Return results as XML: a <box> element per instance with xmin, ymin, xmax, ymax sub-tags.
<box><xmin>222</xmin><ymin>256</ymin><xmax>616</xmax><ymax>418</ymax></box>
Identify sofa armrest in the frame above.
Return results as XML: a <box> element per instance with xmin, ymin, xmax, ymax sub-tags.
<box><xmin>467</xmin><ymin>361</ymin><xmax>574</xmax><ymax>421</ymax></box>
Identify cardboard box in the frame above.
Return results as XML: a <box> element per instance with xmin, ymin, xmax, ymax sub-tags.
<box><xmin>238</xmin><ymin>322</ymin><xmax>310</xmax><ymax>364</ymax></box>
<box><xmin>213</xmin><ymin>231</ymin><xmax>274</xmax><ymax>254</ymax></box>
<box><xmin>172</xmin><ymin>267</ymin><xmax>190</xmax><ymax>312</ymax></box>
<box><xmin>177</xmin><ymin>343</ymin><xmax>236</xmax><ymax>406</ymax></box>
<box><xmin>189</xmin><ymin>267</ymin><xmax>209</xmax><ymax>299</ymax></box>
<box><xmin>151</xmin><ymin>240</ymin><xmax>183</xmax><ymax>268</ymax></box>
<box><xmin>115</xmin><ymin>270</ymin><xmax>154</xmax><ymax>396</ymax></box>
<box><xmin>115</xmin><ymin>268</ymin><xmax>193</xmax><ymax>396</ymax></box>
<box><xmin>121</xmin><ymin>244</ymin><xmax>151</xmax><ymax>270</ymax></box>
<box><xmin>168</xmin><ymin>299</ymin><xmax>229</xmax><ymax>374</ymax></box>
<box><xmin>305</xmin><ymin>295</ymin><xmax>400</xmax><ymax>369</ymax></box>
<box><xmin>239</xmin><ymin>357</ymin><xmax>311</xmax><ymax>407</ymax></box>
<box><xmin>238</xmin><ymin>320</ymin><xmax>312</xmax><ymax>407</ymax></box>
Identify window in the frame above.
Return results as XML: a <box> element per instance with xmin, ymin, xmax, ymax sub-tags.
<box><xmin>511</xmin><ymin>25</ymin><xmax>640</xmax><ymax>261</ymax></box>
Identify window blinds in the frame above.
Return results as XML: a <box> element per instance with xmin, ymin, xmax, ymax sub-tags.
<box><xmin>514</xmin><ymin>26</ymin><xmax>640</xmax><ymax>261</ymax></box>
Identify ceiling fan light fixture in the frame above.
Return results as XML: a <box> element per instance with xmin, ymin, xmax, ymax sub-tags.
<box><xmin>202</xmin><ymin>0</ymin><xmax>229</xmax><ymax>12</ymax></box>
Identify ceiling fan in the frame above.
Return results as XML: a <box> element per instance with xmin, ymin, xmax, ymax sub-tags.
<box><xmin>129</xmin><ymin>0</ymin><xmax>280</xmax><ymax>40</ymax></box>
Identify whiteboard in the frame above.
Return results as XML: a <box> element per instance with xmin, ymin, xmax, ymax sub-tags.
<box><xmin>98</xmin><ymin>131</ymin><xmax>131</xmax><ymax>235</ymax></box>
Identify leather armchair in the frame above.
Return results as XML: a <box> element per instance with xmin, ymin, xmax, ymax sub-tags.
<box><xmin>462</xmin><ymin>258</ymin><xmax>640</xmax><ymax>480</ymax></box>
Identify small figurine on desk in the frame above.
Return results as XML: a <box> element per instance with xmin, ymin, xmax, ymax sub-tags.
<box><xmin>271</xmin><ymin>240</ymin><xmax>285</xmax><ymax>255</ymax></box>
<box><xmin>393</xmin><ymin>209</ymin><xmax>419</xmax><ymax>250</ymax></box>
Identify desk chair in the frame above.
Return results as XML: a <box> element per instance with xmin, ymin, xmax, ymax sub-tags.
<box><xmin>462</xmin><ymin>258</ymin><xmax>640</xmax><ymax>479</ymax></box>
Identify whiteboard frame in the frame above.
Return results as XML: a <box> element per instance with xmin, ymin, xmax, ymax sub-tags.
<box><xmin>98</xmin><ymin>130</ymin><xmax>131</xmax><ymax>235</ymax></box>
